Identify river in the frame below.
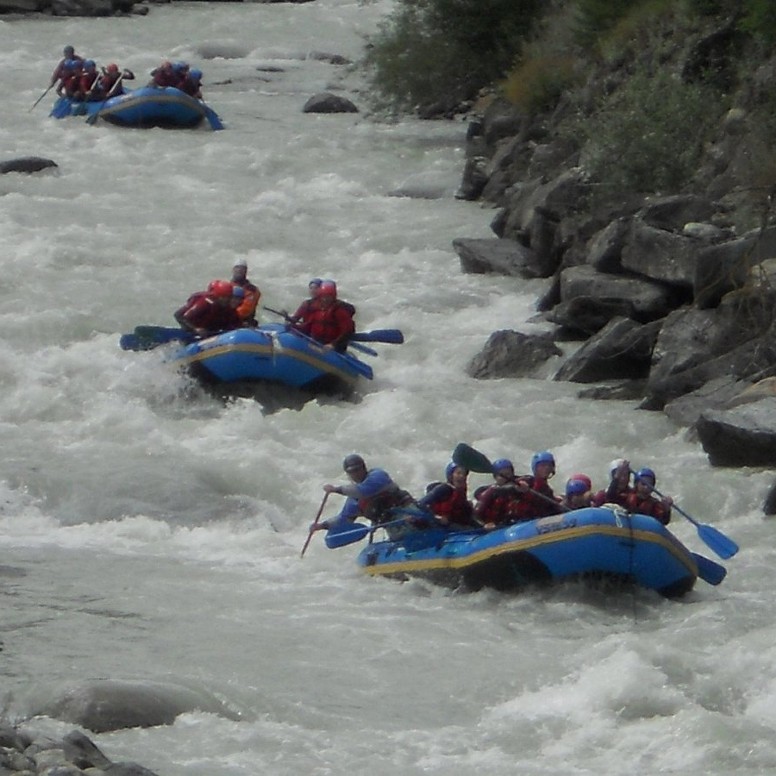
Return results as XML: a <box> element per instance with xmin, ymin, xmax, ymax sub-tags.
<box><xmin>0</xmin><ymin>2</ymin><xmax>774</xmax><ymax>774</ymax></box>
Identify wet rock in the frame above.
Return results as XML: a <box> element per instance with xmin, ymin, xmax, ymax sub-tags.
<box><xmin>37</xmin><ymin>679</ymin><xmax>241</xmax><ymax>733</ymax></box>
<box><xmin>553</xmin><ymin>317</ymin><xmax>660</xmax><ymax>383</ymax></box>
<box><xmin>696</xmin><ymin>398</ymin><xmax>776</xmax><ymax>466</ymax></box>
<box><xmin>467</xmin><ymin>330</ymin><xmax>562</xmax><ymax>379</ymax></box>
<box><xmin>453</xmin><ymin>237</ymin><xmax>538</xmax><ymax>277</ymax></box>
<box><xmin>0</xmin><ymin>157</ymin><xmax>58</xmax><ymax>175</ymax></box>
<box><xmin>302</xmin><ymin>92</ymin><xmax>358</xmax><ymax>114</ymax></box>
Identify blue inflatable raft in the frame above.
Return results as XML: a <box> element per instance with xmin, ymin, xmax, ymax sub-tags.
<box><xmin>170</xmin><ymin>323</ymin><xmax>372</xmax><ymax>393</ymax></box>
<box><xmin>351</xmin><ymin>506</ymin><xmax>719</xmax><ymax>597</ymax></box>
<box><xmin>50</xmin><ymin>86</ymin><xmax>223</xmax><ymax>130</ymax></box>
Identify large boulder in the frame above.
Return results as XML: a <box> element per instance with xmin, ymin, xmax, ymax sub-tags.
<box><xmin>696</xmin><ymin>397</ymin><xmax>776</xmax><ymax>466</ymax></box>
<box><xmin>467</xmin><ymin>330</ymin><xmax>562</xmax><ymax>379</ymax></box>
<box><xmin>453</xmin><ymin>237</ymin><xmax>538</xmax><ymax>277</ymax></box>
<box><xmin>553</xmin><ymin>317</ymin><xmax>661</xmax><ymax>383</ymax></box>
<box><xmin>36</xmin><ymin>679</ymin><xmax>242</xmax><ymax>733</ymax></box>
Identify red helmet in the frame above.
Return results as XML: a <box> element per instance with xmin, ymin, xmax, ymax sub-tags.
<box><xmin>318</xmin><ymin>280</ymin><xmax>337</xmax><ymax>298</ymax></box>
<box><xmin>107</xmin><ymin>63</ymin><xmax>119</xmax><ymax>74</ymax></box>
<box><xmin>208</xmin><ymin>280</ymin><xmax>233</xmax><ymax>298</ymax></box>
<box><xmin>568</xmin><ymin>473</ymin><xmax>592</xmax><ymax>491</ymax></box>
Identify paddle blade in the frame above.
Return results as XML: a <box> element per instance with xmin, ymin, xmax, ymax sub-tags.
<box><xmin>324</xmin><ymin>523</ymin><xmax>370</xmax><ymax>549</ymax></box>
<box><xmin>697</xmin><ymin>523</ymin><xmax>739</xmax><ymax>560</ymax></box>
<box><xmin>452</xmin><ymin>443</ymin><xmax>493</xmax><ymax>474</ymax></box>
<box><xmin>351</xmin><ymin>329</ymin><xmax>404</xmax><ymax>344</ymax></box>
<box><xmin>203</xmin><ymin>105</ymin><xmax>224</xmax><ymax>131</ymax></box>
<box><xmin>49</xmin><ymin>97</ymin><xmax>72</xmax><ymax>119</ymax></box>
<box><xmin>691</xmin><ymin>553</ymin><xmax>727</xmax><ymax>586</ymax></box>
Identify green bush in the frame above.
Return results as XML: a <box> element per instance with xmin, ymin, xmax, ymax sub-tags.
<box><xmin>740</xmin><ymin>0</ymin><xmax>776</xmax><ymax>43</ymax></box>
<box><xmin>362</xmin><ymin>0</ymin><xmax>543</xmax><ymax>115</ymax></box>
<box><xmin>581</xmin><ymin>67</ymin><xmax>724</xmax><ymax>194</ymax></box>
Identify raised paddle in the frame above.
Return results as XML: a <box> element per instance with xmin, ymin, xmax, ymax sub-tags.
<box><xmin>86</xmin><ymin>73</ymin><xmax>124</xmax><ymax>125</ymax></box>
<box><xmin>300</xmin><ymin>492</ymin><xmax>329</xmax><ymax>558</ymax></box>
<box><xmin>632</xmin><ymin>470</ymin><xmax>739</xmax><ymax>560</ymax></box>
<box><xmin>30</xmin><ymin>84</ymin><xmax>54</xmax><ymax>112</ymax></box>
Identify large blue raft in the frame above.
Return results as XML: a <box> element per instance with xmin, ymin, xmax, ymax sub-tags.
<box><xmin>50</xmin><ymin>86</ymin><xmax>223</xmax><ymax>129</ymax></box>
<box><xmin>170</xmin><ymin>323</ymin><xmax>372</xmax><ymax>394</ymax></box>
<box><xmin>354</xmin><ymin>506</ymin><xmax>708</xmax><ymax>597</ymax></box>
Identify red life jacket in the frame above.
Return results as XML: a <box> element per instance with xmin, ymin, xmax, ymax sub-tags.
<box><xmin>301</xmin><ymin>301</ymin><xmax>355</xmax><ymax>345</ymax></box>
<box><xmin>430</xmin><ymin>485</ymin><xmax>473</xmax><ymax>524</ymax></box>
<box><xmin>475</xmin><ymin>485</ymin><xmax>522</xmax><ymax>525</ymax></box>
<box><xmin>623</xmin><ymin>493</ymin><xmax>671</xmax><ymax>525</ymax></box>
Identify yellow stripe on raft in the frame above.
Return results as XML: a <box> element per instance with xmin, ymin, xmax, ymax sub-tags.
<box><xmin>361</xmin><ymin>523</ymin><xmax>698</xmax><ymax>577</ymax></box>
<box><xmin>174</xmin><ymin>340</ymin><xmax>360</xmax><ymax>385</ymax></box>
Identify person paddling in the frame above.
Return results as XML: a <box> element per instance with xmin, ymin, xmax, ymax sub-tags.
<box><xmin>294</xmin><ymin>280</ymin><xmax>355</xmax><ymax>351</ymax></box>
<box><xmin>418</xmin><ymin>462</ymin><xmax>477</xmax><ymax>530</ymax></box>
<box><xmin>49</xmin><ymin>45</ymin><xmax>84</xmax><ymax>90</ymax></box>
<box><xmin>623</xmin><ymin>467</ymin><xmax>673</xmax><ymax>525</ymax></box>
<box><xmin>173</xmin><ymin>280</ymin><xmax>243</xmax><ymax>337</ymax></box>
<box><xmin>230</xmin><ymin>258</ymin><xmax>261</xmax><ymax>327</ymax></box>
<box><xmin>310</xmin><ymin>454</ymin><xmax>417</xmax><ymax>540</ymax></box>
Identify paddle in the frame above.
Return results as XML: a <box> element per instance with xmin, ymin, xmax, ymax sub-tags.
<box><xmin>632</xmin><ymin>471</ymin><xmax>739</xmax><ymax>560</ymax></box>
<box><xmin>348</xmin><ymin>341</ymin><xmax>378</xmax><ymax>357</ymax></box>
<box><xmin>452</xmin><ymin>442</ymin><xmax>493</xmax><ymax>474</ymax></box>
<box><xmin>119</xmin><ymin>325</ymin><xmax>196</xmax><ymax>351</ymax></box>
<box><xmin>351</xmin><ymin>329</ymin><xmax>404</xmax><ymax>345</ymax></box>
<box><xmin>691</xmin><ymin>552</ymin><xmax>726</xmax><ymax>586</ymax></box>
<box><xmin>323</xmin><ymin>509</ymin><xmax>437</xmax><ymax>549</ymax></box>
<box><xmin>30</xmin><ymin>84</ymin><xmax>54</xmax><ymax>112</ymax></box>
<box><xmin>86</xmin><ymin>73</ymin><xmax>124</xmax><ymax>125</ymax></box>
<box><xmin>264</xmin><ymin>306</ymin><xmax>403</xmax><ymax>345</ymax></box>
<box><xmin>49</xmin><ymin>96</ymin><xmax>74</xmax><ymax>119</ymax></box>
<box><xmin>300</xmin><ymin>492</ymin><xmax>329</xmax><ymax>558</ymax></box>
<box><xmin>202</xmin><ymin>103</ymin><xmax>224</xmax><ymax>131</ymax></box>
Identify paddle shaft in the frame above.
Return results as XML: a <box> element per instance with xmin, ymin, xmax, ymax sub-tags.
<box><xmin>30</xmin><ymin>84</ymin><xmax>53</xmax><ymax>111</ymax></box>
<box><xmin>301</xmin><ymin>492</ymin><xmax>329</xmax><ymax>558</ymax></box>
<box><xmin>636</xmin><ymin>472</ymin><xmax>738</xmax><ymax>560</ymax></box>
<box><xmin>87</xmin><ymin>74</ymin><xmax>124</xmax><ymax>124</ymax></box>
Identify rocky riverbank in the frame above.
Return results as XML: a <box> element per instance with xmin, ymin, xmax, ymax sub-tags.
<box><xmin>0</xmin><ymin>725</ymin><xmax>159</xmax><ymax>775</ymax></box>
<box><xmin>452</xmin><ymin>15</ymin><xmax>776</xmax><ymax>481</ymax></box>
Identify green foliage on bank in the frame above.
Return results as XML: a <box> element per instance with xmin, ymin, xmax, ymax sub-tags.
<box><xmin>362</xmin><ymin>0</ymin><xmax>543</xmax><ymax>115</ymax></box>
<box><xmin>580</xmin><ymin>67</ymin><xmax>721</xmax><ymax>194</ymax></box>
<box><xmin>364</xmin><ymin>0</ymin><xmax>776</xmax><ymax>116</ymax></box>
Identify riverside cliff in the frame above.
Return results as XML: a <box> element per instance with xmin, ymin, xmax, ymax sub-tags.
<box><xmin>452</xmin><ymin>10</ymin><xmax>776</xmax><ymax>472</ymax></box>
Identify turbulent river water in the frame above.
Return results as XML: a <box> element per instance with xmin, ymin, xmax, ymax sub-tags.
<box><xmin>1</xmin><ymin>2</ymin><xmax>775</xmax><ymax>774</ymax></box>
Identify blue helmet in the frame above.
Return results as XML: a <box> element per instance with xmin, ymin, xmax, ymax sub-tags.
<box><xmin>491</xmin><ymin>458</ymin><xmax>513</xmax><ymax>475</ymax></box>
<box><xmin>445</xmin><ymin>461</ymin><xmax>467</xmax><ymax>481</ymax></box>
<box><xmin>64</xmin><ymin>59</ymin><xmax>80</xmax><ymax>69</ymax></box>
<box><xmin>83</xmin><ymin>59</ymin><xmax>95</xmax><ymax>69</ymax></box>
<box><xmin>635</xmin><ymin>467</ymin><xmax>656</xmax><ymax>485</ymax></box>
<box><xmin>189</xmin><ymin>68</ymin><xmax>202</xmax><ymax>80</ymax></box>
<box><xmin>565</xmin><ymin>478</ymin><xmax>589</xmax><ymax>497</ymax></box>
<box><xmin>172</xmin><ymin>61</ymin><xmax>188</xmax><ymax>72</ymax></box>
<box><xmin>531</xmin><ymin>451</ymin><xmax>556</xmax><ymax>474</ymax></box>
<box><xmin>232</xmin><ymin>286</ymin><xmax>245</xmax><ymax>299</ymax></box>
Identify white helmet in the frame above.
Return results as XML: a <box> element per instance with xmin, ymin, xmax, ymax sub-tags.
<box><xmin>609</xmin><ymin>458</ymin><xmax>626</xmax><ymax>477</ymax></box>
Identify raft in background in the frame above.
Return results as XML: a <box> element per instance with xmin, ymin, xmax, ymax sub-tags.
<box><xmin>170</xmin><ymin>323</ymin><xmax>373</xmax><ymax>395</ymax></box>
<box><xmin>350</xmin><ymin>506</ymin><xmax>728</xmax><ymax>597</ymax></box>
<box><xmin>50</xmin><ymin>86</ymin><xmax>223</xmax><ymax>130</ymax></box>
<box><xmin>119</xmin><ymin>323</ymin><xmax>389</xmax><ymax>400</ymax></box>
